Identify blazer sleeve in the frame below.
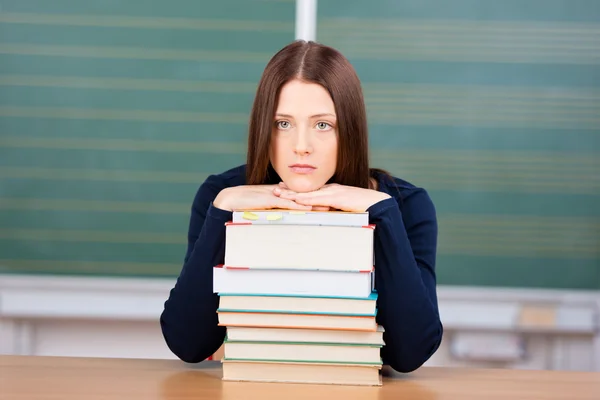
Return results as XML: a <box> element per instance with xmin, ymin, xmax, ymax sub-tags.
<box><xmin>367</xmin><ymin>188</ymin><xmax>443</xmax><ymax>372</ymax></box>
<box><xmin>159</xmin><ymin>174</ymin><xmax>232</xmax><ymax>363</ymax></box>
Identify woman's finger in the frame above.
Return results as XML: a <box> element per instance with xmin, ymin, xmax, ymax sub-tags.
<box><xmin>294</xmin><ymin>193</ymin><xmax>332</xmax><ymax>207</ymax></box>
<box><xmin>311</xmin><ymin>206</ymin><xmax>332</xmax><ymax>211</ymax></box>
<box><xmin>276</xmin><ymin>189</ymin><xmax>298</xmax><ymax>200</ymax></box>
<box><xmin>294</xmin><ymin>190</ymin><xmax>328</xmax><ymax>202</ymax></box>
<box><xmin>277</xmin><ymin>198</ymin><xmax>312</xmax><ymax>210</ymax></box>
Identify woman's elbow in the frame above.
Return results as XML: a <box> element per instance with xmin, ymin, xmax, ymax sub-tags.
<box><xmin>386</xmin><ymin>321</ymin><xmax>444</xmax><ymax>373</ymax></box>
<box><xmin>160</xmin><ymin>313</ymin><xmax>224</xmax><ymax>364</ymax></box>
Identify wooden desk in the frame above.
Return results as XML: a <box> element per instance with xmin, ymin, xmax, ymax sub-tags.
<box><xmin>1</xmin><ymin>355</ymin><xmax>599</xmax><ymax>399</ymax></box>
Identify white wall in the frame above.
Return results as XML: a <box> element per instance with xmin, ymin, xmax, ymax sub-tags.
<box><xmin>1</xmin><ymin>274</ymin><xmax>599</xmax><ymax>371</ymax></box>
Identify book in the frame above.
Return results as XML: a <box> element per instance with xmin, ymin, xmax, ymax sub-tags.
<box><xmin>223</xmin><ymin>222</ymin><xmax>374</xmax><ymax>272</ymax></box>
<box><xmin>224</xmin><ymin>325</ymin><xmax>385</xmax><ymax>346</ymax></box>
<box><xmin>232</xmin><ymin>209</ymin><xmax>369</xmax><ymax>227</ymax></box>
<box><xmin>217</xmin><ymin>292</ymin><xmax>378</xmax><ymax>316</ymax></box>
<box><xmin>217</xmin><ymin>310</ymin><xmax>378</xmax><ymax>331</ymax></box>
<box><xmin>214</xmin><ymin>207</ymin><xmax>384</xmax><ymax>386</ymax></box>
<box><xmin>213</xmin><ymin>265</ymin><xmax>373</xmax><ymax>298</ymax></box>
<box><xmin>223</xmin><ymin>340</ymin><xmax>383</xmax><ymax>364</ymax></box>
<box><xmin>222</xmin><ymin>359</ymin><xmax>382</xmax><ymax>386</ymax></box>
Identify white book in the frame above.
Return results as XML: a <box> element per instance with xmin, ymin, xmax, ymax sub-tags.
<box><xmin>225</xmin><ymin>326</ymin><xmax>385</xmax><ymax>346</ymax></box>
<box><xmin>232</xmin><ymin>209</ymin><xmax>369</xmax><ymax>227</ymax></box>
<box><xmin>224</xmin><ymin>223</ymin><xmax>374</xmax><ymax>272</ymax></box>
<box><xmin>213</xmin><ymin>266</ymin><xmax>373</xmax><ymax>298</ymax></box>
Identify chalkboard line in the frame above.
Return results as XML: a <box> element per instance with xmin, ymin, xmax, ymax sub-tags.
<box><xmin>1</xmin><ymin>75</ymin><xmax>598</xmax><ymax>129</ymax></box>
<box><xmin>0</xmin><ymin>243</ymin><xmax>596</xmax><ymax>261</ymax></box>
<box><xmin>0</xmin><ymin>171</ymin><xmax>598</xmax><ymax>195</ymax></box>
<box><xmin>1</xmin><ymin>162</ymin><xmax>597</xmax><ymax>182</ymax></box>
<box><xmin>2</xmin><ymin>12</ymin><xmax>599</xmax><ymax>65</ymax></box>
<box><xmin>1</xmin><ymin>107</ymin><xmax>597</xmax><ymax>130</ymax></box>
<box><xmin>2</xmin><ymin>12</ymin><xmax>595</xmax><ymax>33</ymax></box>
<box><xmin>3</xmin><ymin>75</ymin><xmax>600</xmax><ymax>100</ymax></box>
<box><xmin>2</xmin><ymin>140</ymin><xmax>597</xmax><ymax>165</ymax></box>
<box><xmin>1</xmin><ymin>105</ymin><xmax>597</xmax><ymax>129</ymax></box>
<box><xmin>0</xmin><ymin>225</ymin><xmax>597</xmax><ymax>247</ymax></box>
<box><xmin>0</xmin><ymin>165</ymin><xmax>597</xmax><ymax>189</ymax></box>
<box><xmin>0</xmin><ymin>12</ymin><xmax>293</xmax><ymax>32</ymax></box>
<box><xmin>3</xmin><ymin>77</ymin><xmax>599</xmax><ymax>105</ymax></box>
<box><xmin>316</xmin><ymin>17</ymin><xmax>600</xmax><ymax>64</ymax></box>
<box><xmin>2</xmin><ymin>214</ymin><xmax>598</xmax><ymax>232</ymax></box>
<box><xmin>0</xmin><ymin>259</ymin><xmax>181</xmax><ymax>277</ymax></box>
<box><xmin>0</xmin><ymin>44</ymin><xmax>277</xmax><ymax>63</ymax></box>
<box><xmin>0</xmin><ymin>215</ymin><xmax>597</xmax><ymax>258</ymax></box>
<box><xmin>1</xmin><ymin>40</ymin><xmax>597</xmax><ymax>65</ymax></box>
<box><xmin>2</xmin><ymin>196</ymin><xmax>599</xmax><ymax>228</ymax></box>
<box><xmin>0</xmin><ymin>231</ymin><xmax>596</xmax><ymax>259</ymax></box>
<box><xmin>1</xmin><ymin>143</ymin><xmax>597</xmax><ymax>191</ymax></box>
<box><xmin>1</xmin><ymin>258</ymin><xmax>596</xmax><ymax>290</ymax></box>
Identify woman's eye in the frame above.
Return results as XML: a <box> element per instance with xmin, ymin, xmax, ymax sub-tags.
<box><xmin>316</xmin><ymin>122</ymin><xmax>330</xmax><ymax>130</ymax></box>
<box><xmin>277</xmin><ymin>121</ymin><xmax>290</xmax><ymax>129</ymax></box>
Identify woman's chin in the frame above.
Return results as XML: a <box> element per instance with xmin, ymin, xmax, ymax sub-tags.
<box><xmin>284</xmin><ymin>177</ymin><xmax>325</xmax><ymax>193</ymax></box>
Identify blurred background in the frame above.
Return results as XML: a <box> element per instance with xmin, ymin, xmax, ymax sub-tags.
<box><xmin>0</xmin><ymin>0</ymin><xmax>598</xmax><ymax>371</ymax></box>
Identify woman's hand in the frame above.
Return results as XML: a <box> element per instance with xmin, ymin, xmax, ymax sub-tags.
<box><xmin>274</xmin><ymin>182</ymin><xmax>391</xmax><ymax>212</ymax></box>
<box><xmin>213</xmin><ymin>185</ymin><xmax>313</xmax><ymax>212</ymax></box>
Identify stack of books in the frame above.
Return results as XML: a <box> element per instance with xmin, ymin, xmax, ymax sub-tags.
<box><xmin>213</xmin><ymin>209</ymin><xmax>384</xmax><ymax>386</ymax></box>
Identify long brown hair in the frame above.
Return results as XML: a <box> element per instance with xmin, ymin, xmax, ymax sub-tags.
<box><xmin>246</xmin><ymin>40</ymin><xmax>385</xmax><ymax>189</ymax></box>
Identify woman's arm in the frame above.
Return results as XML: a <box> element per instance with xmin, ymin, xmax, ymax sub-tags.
<box><xmin>160</xmin><ymin>175</ymin><xmax>232</xmax><ymax>363</ymax></box>
<box><xmin>368</xmin><ymin>188</ymin><xmax>443</xmax><ymax>373</ymax></box>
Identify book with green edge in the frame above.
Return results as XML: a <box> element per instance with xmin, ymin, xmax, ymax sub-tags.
<box><xmin>222</xmin><ymin>357</ymin><xmax>382</xmax><ymax>366</ymax></box>
<box><xmin>222</xmin><ymin>338</ymin><xmax>383</xmax><ymax>365</ymax></box>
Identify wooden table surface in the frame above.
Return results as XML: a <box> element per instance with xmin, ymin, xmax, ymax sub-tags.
<box><xmin>1</xmin><ymin>355</ymin><xmax>599</xmax><ymax>399</ymax></box>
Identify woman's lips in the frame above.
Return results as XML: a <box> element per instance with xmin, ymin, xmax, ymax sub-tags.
<box><xmin>289</xmin><ymin>164</ymin><xmax>316</xmax><ymax>174</ymax></box>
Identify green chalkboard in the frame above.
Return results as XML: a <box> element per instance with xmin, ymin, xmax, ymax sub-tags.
<box><xmin>316</xmin><ymin>0</ymin><xmax>600</xmax><ymax>289</ymax></box>
<box><xmin>0</xmin><ymin>0</ymin><xmax>295</xmax><ymax>277</ymax></box>
<box><xmin>0</xmin><ymin>0</ymin><xmax>598</xmax><ymax>290</ymax></box>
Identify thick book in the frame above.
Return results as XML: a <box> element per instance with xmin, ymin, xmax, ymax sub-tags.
<box><xmin>213</xmin><ymin>265</ymin><xmax>373</xmax><ymax>298</ymax></box>
<box><xmin>224</xmin><ymin>222</ymin><xmax>374</xmax><ymax>272</ymax></box>
<box><xmin>232</xmin><ymin>209</ymin><xmax>369</xmax><ymax>227</ymax></box>
<box><xmin>223</xmin><ymin>339</ymin><xmax>383</xmax><ymax>365</ymax></box>
<box><xmin>224</xmin><ymin>325</ymin><xmax>385</xmax><ymax>346</ymax></box>
<box><xmin>221</xmin><ymin>359</ymin><xmax>382</xmax><ymax>386</ymax></box>
<box><xmin>217</xmin><ymin>292</ymin><xmax>378</xmax><ymax>316</ymax></box>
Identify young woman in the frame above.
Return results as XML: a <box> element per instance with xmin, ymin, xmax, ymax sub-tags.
<box><xmin>160</xmin><ymin>40</ymin><xmax>443</xmax><ymax>373</ymax></box>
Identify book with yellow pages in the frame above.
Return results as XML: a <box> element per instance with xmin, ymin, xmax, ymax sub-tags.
<box><xmin>221</xmin><ymin>359</ymin><xmax>382</xmax><ymax>386</ymax></box>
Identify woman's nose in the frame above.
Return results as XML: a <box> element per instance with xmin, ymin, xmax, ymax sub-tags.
<box><xmin>293</xmin><ymin>130</ymin><xmax>312</xmax><ymax>155</ymax></box>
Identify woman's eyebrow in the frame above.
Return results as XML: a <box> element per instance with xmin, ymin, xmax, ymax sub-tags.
<box><xmin>311</xmin><ymin>113</ymin><xmax>336</xmax><ymax>118</ymax></box>
<box><xmin>274</xmin><ymin>113</ymin><xmax>336</xmax><ymax>118</ymax></box>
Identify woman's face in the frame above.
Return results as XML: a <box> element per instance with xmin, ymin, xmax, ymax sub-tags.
<box><xmin>269</xmin><ymin>79</ymin><xmax>338</xmax><ymax>193</ymax></box>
